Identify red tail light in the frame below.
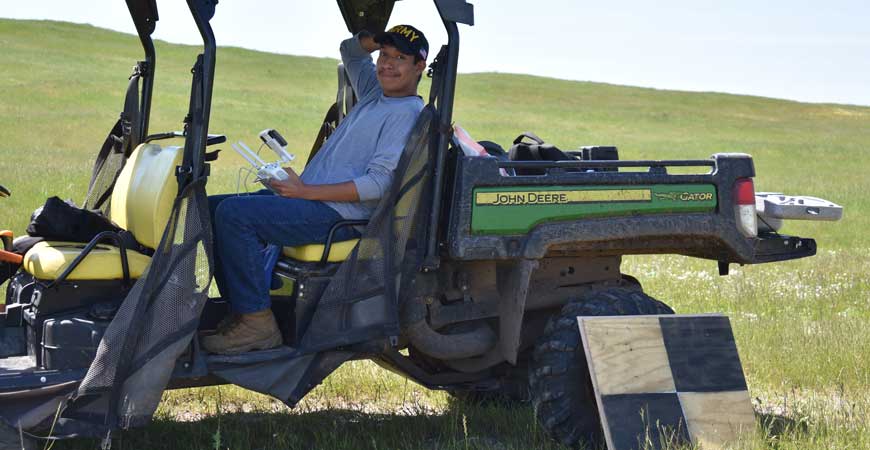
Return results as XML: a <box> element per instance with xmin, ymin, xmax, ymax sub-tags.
<box><xmin>734</xmin><ymin>178</ymin><xmax>755</xmax><ymax>205</ymax></box>
<box><xmin>733</xmin><ymin>178</ymin><xmax>757</xmax><ymax>237</ymax></box>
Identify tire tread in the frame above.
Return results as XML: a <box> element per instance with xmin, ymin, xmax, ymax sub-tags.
<box><xmin>529</xmin><ymin>288</ymin><xmax>674</xmax><ymax>448</ymax></box>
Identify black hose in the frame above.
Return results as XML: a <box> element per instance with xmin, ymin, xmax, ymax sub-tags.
<box><xmin>443</xmin><ymin>348</ymin><xmax>505</xmax><ymax>373</ymax></box>
<box><xmin>401</xmin><ymin>296</ymin><xmax>497</xmax><ymax>360</ymax></box>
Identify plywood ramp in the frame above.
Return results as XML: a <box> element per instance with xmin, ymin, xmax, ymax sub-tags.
<box><xmin>583</xmin><ymin>317</ymin><xmax>675</xmax><ymax>395</ymax></box>
<box><xmin>579</xmin><ymin>314</ymin><xmax>755</xmax><ymax>450</ymax></box>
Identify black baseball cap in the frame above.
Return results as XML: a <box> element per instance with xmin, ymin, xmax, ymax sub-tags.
<box><xmin>375</xmin><ymin>24</ymin><xmax>429</xmax><ymax>61</ymax></box>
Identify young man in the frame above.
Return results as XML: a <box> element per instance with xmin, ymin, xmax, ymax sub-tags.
<box><xmin>203</xmin><ymin>25</ymin><xmax>429</xmax><ymax>354</ymax></box>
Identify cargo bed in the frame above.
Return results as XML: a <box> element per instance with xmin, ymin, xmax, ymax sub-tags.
<box><xmin>446</xmin><ymin>153</ymin><xmax>816</xmax><ymax>264</ymax></box>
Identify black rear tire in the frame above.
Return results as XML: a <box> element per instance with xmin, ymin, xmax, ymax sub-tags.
<box><xmin>528</xmin><ymin>288</ymin><xmax>675</xmax><ymax>448</ymax></box>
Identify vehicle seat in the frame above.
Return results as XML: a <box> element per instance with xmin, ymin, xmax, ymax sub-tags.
<box><xmin>23</xmin><ymin>241</ymin><xmax>152</xmax><ymax>280</ymax></box>
<box><xmin>281</xmin><ymin>239</ymin><xmax>359</xmax><ymax>263</ymax></box>
<box><xmin>22</xmin><ymin>144</ymin><xmax>182</xmax><ymax>280</ymax></box>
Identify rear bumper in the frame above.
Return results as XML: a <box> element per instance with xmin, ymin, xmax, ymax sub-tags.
<box><xmin>752</xmin><ymin>234</ymin><xmax>816</xmax><ymax>263</ymax></box>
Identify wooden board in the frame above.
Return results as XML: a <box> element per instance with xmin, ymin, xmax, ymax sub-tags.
<box><xmin>579</xmin><ymin>314</ymin><xmax>755</xmax><ymax>450</ymax></box>
<box><xmin>583</xmin><ymin>317</ymin><xmax>675</xmax><ymax>395</ymax></box>
<box><xmin>679</xmin><ymin>391</ymin><xmax>756</xmax><ymax>447</ymax></box>
<box><xmin>600</xmin><ymin>393</ymin><xmax>689</xmax><ymax>450</ymax></box>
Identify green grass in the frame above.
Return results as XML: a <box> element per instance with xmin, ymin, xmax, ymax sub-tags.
<box><xmin>1</xmin><ymin>19</ymin><xmax>868</xmax><ymax>449</ymax></box>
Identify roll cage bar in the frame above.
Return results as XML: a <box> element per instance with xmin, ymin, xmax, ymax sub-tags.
<box><xmin>124</xmin><ymin>0</ymin><xmax>474</xmax><ymax>265</ymax></box>
<box><xmin>124</xmin><ymin>0</ymin><xmax>157</xmax><ymax>145</ymax></box>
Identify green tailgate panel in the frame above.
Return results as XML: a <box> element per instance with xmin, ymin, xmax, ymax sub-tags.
<box><xmin>471</xmin><ymin>185</ymin><xmax>717</xmax><ymax>235</ymax></box>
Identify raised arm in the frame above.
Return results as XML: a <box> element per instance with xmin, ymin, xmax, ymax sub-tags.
<box><xmin>340</xmin><ymin>31</ymin><xmax>381</xmax><ymax>99</ymax></box>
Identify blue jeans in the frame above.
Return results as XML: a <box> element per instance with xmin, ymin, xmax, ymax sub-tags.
<box><xmin>208</xmin><ymin>190</ymin><xmax>358</xmax><ymax>314</ymax></box>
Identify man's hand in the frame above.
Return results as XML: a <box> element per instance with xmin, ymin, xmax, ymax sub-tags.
<box><xmin>359</xmin><ymin>30</ymin><xmax>380</xmax><ymax>53</ymax></box>
<box><xmin>269</xmin><ymin>167</ymin><xmax>307</xmax><ymax>199</ymax></box>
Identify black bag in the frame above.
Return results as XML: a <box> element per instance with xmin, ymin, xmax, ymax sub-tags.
<box><xmin>27</xmin><ymin>196</ymin><xmax>124</xmax><ymax>242</ymax></box>
<box><xmin>478</xmin><ymin>140</ymin><xmax>508</xmax><ymax>158</ymax></box>
<box><xmin>0</xmin><ymin>256</ymin><xmax>14</xmax><ymax>287</ymax></box>
<box><xmin>0</xmin><ymin>235</ymin><xmax>42</xmax><ymax>286</ymax></box>
<box><xmin>508</xmin><ymin>132</ymin><xmax>578</xmax><ymax>175</ymax></box>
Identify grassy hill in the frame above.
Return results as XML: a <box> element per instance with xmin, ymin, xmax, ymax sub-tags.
<box><xmin>1</xmin><ymin>19</ymin><xmax>868</xmax><ymax>449</ymax></box>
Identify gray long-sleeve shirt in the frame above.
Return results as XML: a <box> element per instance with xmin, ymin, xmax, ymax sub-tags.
<box><xmin>300</xmin><ymin>35</ymin><xmax>424</xmax><ymax>220</ymax></box>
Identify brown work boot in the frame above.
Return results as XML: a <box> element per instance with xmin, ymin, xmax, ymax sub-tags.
<box><xmin>200</xmin><ymin>313</ymin><xmax>240</xmax><ymax>337</ymax></box>
<box><xmin>201</xmin><ymin>309</ymin><xmax>283</xmax><ymax>354</ymax></box>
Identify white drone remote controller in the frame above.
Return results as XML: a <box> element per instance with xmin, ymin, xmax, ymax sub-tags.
<box><xmin>232</xmin><ymin>129</ymin><xmax>296</xmax><ymax>192</ymax></box>
<box><xmin>258</xmin><ymin>129</ymin><xmax>295</xmax><ymax>163</ymax></box>
<box><xmin>231</xmin><ymin>141</ymin><xmax>290</xmax><ymax>192</ymax></box>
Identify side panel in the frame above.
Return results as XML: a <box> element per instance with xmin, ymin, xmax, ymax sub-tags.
<box><xmin>445</xmin><ymin>154</ymin><xmax>765</xmax><ymax>262</ymax></box>
<box><xmin>472</xmin><ymin>185</ymin><xmax>717</xmax><ymax>235</ymax></box>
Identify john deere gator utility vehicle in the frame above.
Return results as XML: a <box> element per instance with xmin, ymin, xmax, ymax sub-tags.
<box><xmin>0</xmin><ymin>0</ymin><xmax>837</xmax><ymax>448</ymax></box>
